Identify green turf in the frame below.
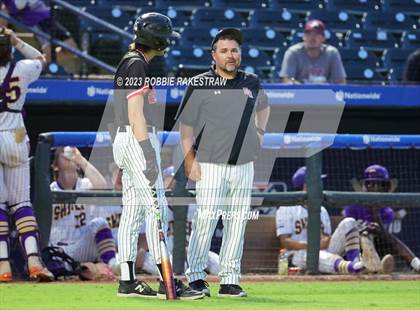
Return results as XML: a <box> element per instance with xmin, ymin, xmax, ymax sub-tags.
<box><xmin>1</xmin><ymin>281</ymin><xmax>419</xmax><ymax>310</ymax></box>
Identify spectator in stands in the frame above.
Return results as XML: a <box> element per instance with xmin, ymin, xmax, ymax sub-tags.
<box><xmin>275</xmin><ymin>166</ymin><xmax>368</xmax><ymax>274</ymax></box>
<box><xmin>403</xmin><ymin>49</ymin><xmax>420</xmax><ymax>83</ymax></box>
<box><xmin>0</xmin><ymin>0</ymin><xmax>77</xmax><ymax>63</ymax></box>
<box><xmin>343</xmin><ymin>164</ymin><xmax>420</xmax><ymax>273</ymax></box>
<box><xmin>280</xmin><ymin>20</ymin><xmax>346</xmax><ymax>84</ymax></box>
<box><xmin>49</xmin><ymin>147</ymin><xmax>119</xmax><ymax>276</ymax></box>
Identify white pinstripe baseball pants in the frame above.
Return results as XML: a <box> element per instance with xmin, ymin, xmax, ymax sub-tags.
<box><xmin>0</xmin><ymin>130</ymin><xmax>31</xmax><ymax>213</ymax></box>
<box><xmin>186</xmin><ymin>162</ymin><xmax>253</xmax><ymax>285</ymax></box>
<box><xmin>112</xmin><ymin>126</ymin><xmax>167</xmax><ymax>265</ymax></box>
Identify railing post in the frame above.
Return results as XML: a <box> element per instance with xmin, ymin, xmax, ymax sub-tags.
<box><xmin>33</xmin><ymin>133</ymin><xmax>54</xmax><ymax>249</ymax></box>
<box><xmin>306</xmin><ymin>152</ymin><xmax>323</xmax><ymax>274</ymax></box>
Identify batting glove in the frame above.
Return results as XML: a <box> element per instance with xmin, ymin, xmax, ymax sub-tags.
<box><xmin>139</xmin><ymin>139</ymin><xmax>159</xmax><ymax>186</ymax></box>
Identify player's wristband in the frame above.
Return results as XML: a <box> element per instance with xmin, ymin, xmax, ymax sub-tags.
<box><xmin>256</xmin><ymin>127</ymin><xmax>265</xmax><ymax>135</ymax></box>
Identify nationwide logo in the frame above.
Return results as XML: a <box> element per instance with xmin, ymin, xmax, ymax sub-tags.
<box><xmin>266</xmin><ymin>91</ymin><xmax>295</xmax><ymax>99</ymax></box>
<box><xmin>27</xmin><ymin>87</ymin><xmax>48</xmax><ymax>94</ymax></box>
<box><xmin>335</xmin><ymin>90</ymin><xmax>345</xmax><ymax>101</ymax></box>
<box><xmin>283</xmin><ymin>135</ymin><xmax>323</xmax><ymax>144</ymax></box>
<box><xmin>362</xmin><ymin>135</ymin><xmax>401</xmax><ymax>144</ymax></box>
<box><xmin>335</xmin><ymin>90</ymin><xmax>381</xmax><ymax>101</ymax></box>
<box><xmin>87</xmin><ymin>86</ymin><xmax>113</xmax><ymax>97</ymax></box>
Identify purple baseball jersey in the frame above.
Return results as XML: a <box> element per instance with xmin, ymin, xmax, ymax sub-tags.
<box><xmin>3</xmin><ymin>0</ymin><xmax>49</xmax><ymax>26</ymax></box>
<box><xmin>343</xmin><ymin>204</ymin><xmax>395</xmax><ymax>225</ymax></box>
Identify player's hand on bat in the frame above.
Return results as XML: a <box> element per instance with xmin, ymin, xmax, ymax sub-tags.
<box><xmin>186</xmin><ymin>159</ymin><xmax>201</xmax><ymax>182</ymax></box>
<box><xmin>139</xmin><ymin>139</ymin><xmax>159</xmax><ymax>186</ymax></box>
<box><xmin>0</xmin><ymin>27</ymin><xmax>18</xmax><ymax>46</ymax></box>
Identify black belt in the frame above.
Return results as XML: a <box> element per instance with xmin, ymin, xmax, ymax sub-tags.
<box><xmin>118</xmin><ymin>126</ymin><xmax>155</xmax><ymax>133</ymax></box>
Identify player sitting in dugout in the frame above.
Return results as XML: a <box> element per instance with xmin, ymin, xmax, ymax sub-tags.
<box><xmin>276</xmin><ymin>166</ymin><xmax>368</xmax><ymax>274</ymax></box>
<box><xmin>343</xmin><ymin>164</ymin><xmax>420</xmax><ymax>273</ymax></box>
<box><xmin>47</xmin><ymin>146</ymin><xmax>119</xmax><ymax>279</ymax></box>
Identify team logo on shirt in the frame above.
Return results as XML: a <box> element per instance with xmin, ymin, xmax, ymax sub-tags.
<box><xmin>242</xmin><ymin>87</ymin><xmax>254</xmax><ymax>98</ymax></box>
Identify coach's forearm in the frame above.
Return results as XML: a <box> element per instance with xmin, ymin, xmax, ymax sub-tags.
<box><xmin>256</xmin><ymin>106</ymin><xmax>270</xmax><ymax>131</ymax></box>
<box><xmin>283</xmin><ymin>238</ymin><xmax>307</xmax><ymax>251</ymax></box>
<box><xmin>180</xmin><ymin>123</ymin><xmax>196</xmax><ymax>163</ymax></box>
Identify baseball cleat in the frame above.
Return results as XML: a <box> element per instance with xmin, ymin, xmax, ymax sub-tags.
<box><xmin>189</xmin><ymin>279</ymin><xmax>211</xmax><ymax>297</ymax></box>
<box><xmin>0</xmin><ymin>260</ymin><xmax>12</xmax><ymax>282</ymax></box>
<box><xmin>381</xmin><ymin>254</ymin><xmax>395</xmax><ymax>274</ymax></box>
<box><xmin>360</xmin><ymin>234</ymin><xmax>381</xmax><ymax>273</ymax></box>
<box><xmin>218</xmin><ymin>284</ymin><xmax>247</xmax><ymax>298</ymax></box>
<box><xmin>117</xmin><ymin>280</ymin><xmax>157</xmax><ymax>298</ymax></box>
<box><xmin>28</xmin><ymin>256</ymin><xmax>54</xmax><ymax>282</ymax></box>
<box><xmin>157</xmin><ymin>278</ymin><xmax>205</xmax><ymax>300</ymax></box>
<box><xmin>28</xmin><ymin>266</ymin><xmax>54</xmax><ymax>282</ymax></box>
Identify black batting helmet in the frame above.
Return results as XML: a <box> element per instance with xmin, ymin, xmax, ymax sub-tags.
<box><xmin>133</xmin><ymin>12</ymin><xmax>180</xmax><ymax>51</ymax></box>
<box><xmin>0</xmin><ymin>29</ymin><xmax>12</xmax><ymax>66</ymax></box>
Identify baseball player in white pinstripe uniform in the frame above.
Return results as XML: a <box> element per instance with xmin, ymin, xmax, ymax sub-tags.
<box><xmin>49</xmin><ymin>147</ymin><xmax>119</xmax><ymax>273</ymax></box>
<box><xmin>112</xmin><ymin>13</ymin><xmax>203</xmax><ymax>299</ymax></box>
<box><xmin>0</xmin><ymin>27</ymin><xmax>54</xmax><ymax>282</ymax></box>
<box><xmin>276</xmin><ymin>167</ymin><xmax>364</xmax><ymax>274</ymax></box>
<box><xmin>177</xmin><ymin>28</ymin><xmax>270</xmax><ymax>297</ymax></box>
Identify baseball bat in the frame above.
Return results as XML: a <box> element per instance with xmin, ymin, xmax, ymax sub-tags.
<box><xmin>152</xmin><ymin>186</ymin><xmax>177</xmax><ymax>300</ymax></box>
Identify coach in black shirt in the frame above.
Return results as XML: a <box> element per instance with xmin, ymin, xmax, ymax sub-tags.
<box><xmin>176</xmin><ymin>28</ymin><xmax>270</xmax><ymax>297</ymax></box>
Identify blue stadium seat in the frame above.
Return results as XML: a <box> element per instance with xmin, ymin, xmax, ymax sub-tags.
<box><xmin>68</xmin><ymin>0</ymin><xmax>98</xmax><ymax>7</ymax></box>
<box><xmin>191</xmin><ymin>8</ymin><xmax>246</xmax><ymax>28</ymax></box>
<box><xmin>241</xmin><ymin>47</ymin><xmax>271</xmax><ymax>70</ymax></box>
<box><xmin>363</xmin><ymin>12</ymin><xmax>417</xmax><ymax>32</ymax></box>
<box><xmin>249</xmin><ymin>9</ymin><xmax>305</xmax><ymax>32</ymax></box>
<box><xmin>165</xmin><ymin>47</ymin><xmax>212</xmax><ymax>72</ymax></box>
<box><xmin>211</xmin><ymin>0</ymin><xmax>268</xmax><ymax>11</ymax></box>
<box><xmin>270</xmin><ymin>0</ymin><xmax>324</xmax><ymax>12</ymax></box>
<box><xmin>307</xmin><ymin>10</ymin><xmax>360</xmax><ymax>33</ymax></box>
<box><xmin>325</xmin><ymin>0</ymin><xmax>381</xmax><ymax>13</ymax></box>
<box><xmin>388</xmin><ymin>66</ymin><xmax>405</xmax><ymax>81</ymax></box>
<box><xmin>345</xmin><ymin>30</ymin><xmax>399</xmax><ymax>50</ymax></box>
<box><xmin>382</xmin><ymin>0</ymin><xmax>420</xmax><ymax>15</ymax></box>
<box><xmin>345</xmin><ymin>66</ymin><xmax>385</xmax><ymax>82</ymax></box>
<box><xmin>290</xmin><ymin>30</ymin><xmax>342</xmax><ymax>48</ymax></box>
<box><xmin>340</xmin><ymin>48</ymin><xmax>380</xmax><ymax>68</ymax></box>
<box><xmin>382</xmin><ymin>48</ymin><xmax>412</xmax><ymax>70</ymax></box>
<box><xmin>271</xmin><ymin>47</ymin><xmax>287</xmax><ymax>69</ymax></box>
<box><xmin>401</xmin><ymin>31</ymin><xmax>420</xmax><ymax>49</ymax></box>
<box><xmin>80</xmin><ymin>6</ymin><xmax>133</xmax><ymax>31</ymax></box>
<box><xmin>155</xmin><ymin>0</ymin><xmax>210</xmax><ymax>10</ymax></box>
<box><xmin>242</xmin><ymin>28</ymin><xmax>287</xmax><ymax>51</ymax></box>
<box><xmin>177</xmin><ymin>27</ymin><xmax>215</xmax><ymax>48</ymax></box>
<box><xmin>138</xmin><ymin>7</ymin><xmax>191</xmax><ymax>30</ymax></box>
<box><xmin>97</xmin><ymin>0</ymin><xmax>147</xmax><ymax>9</ymax></box>
<box><xmin>89</xmin><ymin>32</ymin><xmax>126</xmax><ymax>66</ymax></box>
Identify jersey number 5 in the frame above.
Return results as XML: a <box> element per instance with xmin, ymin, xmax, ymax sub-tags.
<box><xmin>5</xmin><ymin>77</ymin><xmax>21</xmax><ymax>104</ymax></box>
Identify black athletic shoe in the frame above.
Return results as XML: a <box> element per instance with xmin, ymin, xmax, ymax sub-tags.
<box><xmin>189</xmin><ymin>279</ymin><xmax>211</xmax><ymax>297</ymax></box>
<box><xmin>218</xmin><ymin>284</ymin><xmax>247</xmax><ymax>297</ymax></box>
<box><xmin>157</xmin><ymin>278</ymin><xmax>205</xmax><ymax>300</ymax></box>
<box><xmin>117</xmin><ymin>280</ymin><xmax>157</xmax><ymax>298</ymax></box>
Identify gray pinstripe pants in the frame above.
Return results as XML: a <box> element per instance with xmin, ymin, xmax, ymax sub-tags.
<box><xmin>112</xmin><ymin>126</ymin><xmax>167</xmax><ymax>265</ymax></box>
<box><xmin>186</xmin><ymin>162</ymin><xmax>254</xmax><ymax>285</ymax></box>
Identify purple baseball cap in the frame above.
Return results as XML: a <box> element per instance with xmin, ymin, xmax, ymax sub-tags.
<box><xmin>363</xmin><ymin>164</ymin><xmax>390</xmax><ymax>181</ymax></box>
<box><xmin>292</xmin><ymin>166</ymin><xmax>327</xmax><ymax>189</ymax></box>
